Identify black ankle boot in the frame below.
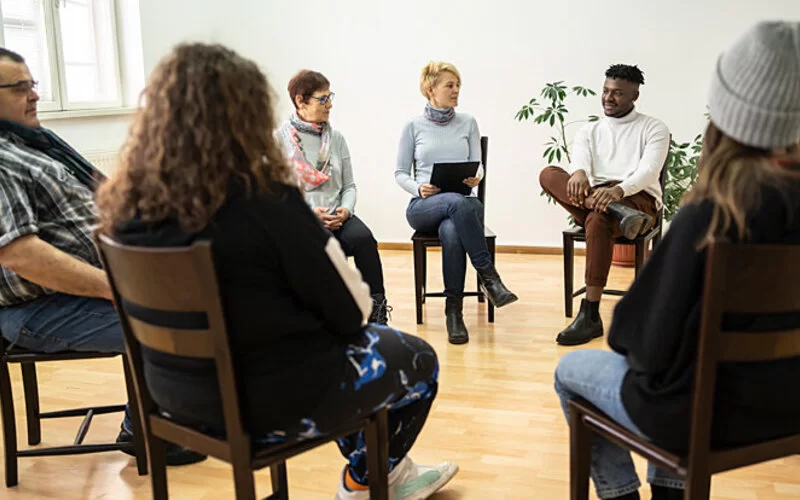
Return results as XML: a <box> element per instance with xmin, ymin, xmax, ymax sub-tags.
<box><xmin>611</xmin><ymin>491</ymin><xmax>640</xmax><ymax>500</ymax></box>
<box><xmin>612</xmin><ymin>491</ymin><xmax>641</xmax><ymax>500</ymax></box>
<box><xmin>606</xmin><ymin>202</ymin><xmax>654</xmax><ymax>239</ymax></box>
<box><xmin>651</xmin><ymin>484</ymin><xmax>683</xmax><ymax>500</ymax></box>
<box><xmin>556</xmin><ymin>299</ymin><xmax>603</xmax><ymax>346</ymax></box>
<box><xmin>476</xmin><ymin>266</ymin><xmax>518</xmax><ymax>308</ymax></box>
<box><xmin>445</xmin><ymin>297</ymin><xmax>469</xmax><ymax>344</ymax></box>
<box><xmin>368</xmin><ymin>293</ymin><xmax>392</xmax><ymax>325</ymax></box>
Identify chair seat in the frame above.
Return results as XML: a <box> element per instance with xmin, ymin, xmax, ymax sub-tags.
<box><xmin>2</xmin><ymin>345</ymin><xmax>120</xmax><ymax>363</ymax></box>
<box><xmin>250</xmin><ymin>419</ymin><xmax>368</xmax><ymax>470</ymax></box>
<box><xmin>412</xmin><ymin>226</ymin><xmax>496</xmax><ymax>242</ymax></box>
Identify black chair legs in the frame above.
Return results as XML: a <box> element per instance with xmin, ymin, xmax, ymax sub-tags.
<box><xmin>413</xmin><ymin>234</ymin><xmax>498</xmax><ymax>324</ymax></box>
<box><xmin>413</xmin><ymin>240</ymin><xmax>425</xmax><ymax>325</ymax></box>
<box><xmin>0</xmin><ymin>351</ymin><xmax>147</xmax><ymax>487</ymax></box>
<box><xmin>563</xmin><ymin>233</ymin><xmax>575</xmax><ymax>318</ymax></box>
<box><xmin>0</xmin><ymin>359</ymin><xmax>19</xmax><ymax>487</ymax></box>
<box><xmin>20</xmin><ymin>362</ymin><xmax>40</xmax><ymax>446</ymax></box>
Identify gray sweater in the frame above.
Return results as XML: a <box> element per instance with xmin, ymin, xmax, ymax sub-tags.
<box><xmin>285</xmin><ymin>126</ymin><xmax>357</xmax><ymax>214</ymax></box>
<box><xmin>394</xmin><ymin>112</ymin><xmax>484</xmax><ymax>198</ymax></box>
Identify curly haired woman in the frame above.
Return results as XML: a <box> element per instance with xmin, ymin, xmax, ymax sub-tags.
<box><xmin>97</xmin><ymin>43</ymin><xmax>458</xmax><ymax>499</ymax></box>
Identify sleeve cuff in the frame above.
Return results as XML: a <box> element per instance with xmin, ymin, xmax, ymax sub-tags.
<box><xmin>0</xmin><ymin>224</ymin><xmax>39</xmax><ymax>250</ymax></box>
<box><xmin>618</xmin><ymin>183</ymin><xmax>635</xmax><ymax>197</ymax></box>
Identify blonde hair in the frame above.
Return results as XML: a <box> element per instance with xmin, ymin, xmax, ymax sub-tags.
<box><xmin>683</xmin><ymin>121</ymin><xmax>800</xmax><ymax>246</ymax></box>
<box><xmin>419</xmin><ymin>61</ymin><xmax>461</xmax><ymax>99</ymax></box>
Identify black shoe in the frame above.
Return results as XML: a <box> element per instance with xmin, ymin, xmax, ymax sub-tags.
<box><xmin>445</xmin><ymin>297</ymin><xmax>469</xmax><ymax>345</ymax></box>
<box><xmin>476</xmin><ymin>266</ymin><xmax>518</xmax><ymax>308</ymax></box>
<box><xmin>606</xmin><ymin>203</ymin><xmax>654</xmax><ymax>239</ymax></box>
<box><xmin>368</xmin><ymin>293</ymin><xmax>392</xmax><ymax>325</ymax></box>
<box><xmin>556</xmin><ymin>299</ymin><xmax>603</xmax><ymax>346</ymax></box>
<box><xmin>117</xmin><ymin>427</ymin><xmax>208</xmax><ymax>466</ymax></box>
<box><xmin>612</xmin><ymin>491</ymin><xmax>641</xmax><ymax>500</ymax></box>
<box><xmin>651</xmin><ymin>484</ymin><xmax>683</xmax><ymax>500</ymax></box>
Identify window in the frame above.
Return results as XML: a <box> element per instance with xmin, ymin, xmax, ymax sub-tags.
<box><xmin>0</xmin><ymin>0</ymin><xmax>141</xmax><ymax>113</ymax></box>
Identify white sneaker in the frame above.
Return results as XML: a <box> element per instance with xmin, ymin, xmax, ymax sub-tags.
<box><xmin>334</xmin><ymin>456</ymin><xmax>459</xmax><ymax>500</ymax></box>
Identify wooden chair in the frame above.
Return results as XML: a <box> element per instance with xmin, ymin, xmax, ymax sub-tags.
<box><xmin>96</xmin><ymin>235</ymin><xmax>390</xmax><ymax>500</ymax></box>
<box><xmin>568</xmin><ymin>241</ymin><xmax>800</xmax><ymax>499</ymax></box>
<box><xmin>562</xmin><ymin>147</ymin><xmax>671</xmax><ymax>317</ymax></box>
<box><xmin>412</xmin><ymin>136</ymin><xmax>497</xmax><ymax>324</ymax></box>
<box><xmin>0</xmin><ymin>337</ymin><xmax>147</xmax><ymax>487</ymax></box>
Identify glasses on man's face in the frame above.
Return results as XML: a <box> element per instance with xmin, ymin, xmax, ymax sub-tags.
<box><xmin>309</xmin><ymin>92</ymin><xmax>335</xmax><ymax>105</ymax></box>
<box><xmin>0</xmin><ymin>80</ymin><xmax>38</xmax><ymax>94</ymax></box>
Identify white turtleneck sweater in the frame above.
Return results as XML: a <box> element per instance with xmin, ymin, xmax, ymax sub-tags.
<box><xmin>569</xmin><ymin>109</ymin><xmax>670</xmax><ymax>208</ymax></box>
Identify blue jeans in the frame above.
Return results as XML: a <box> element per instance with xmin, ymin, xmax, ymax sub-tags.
<box><xmin>406</xmin><ymin>193</ymin><xmax>492</xmax><ymax>298</ymax></box>
<box><xmin>554</xmin><ymin>350</ymin><xmax>685</xmax><ymax>499</ymax></box>
<box><xmin>0</xmin><ymin>293</ymin><xmax>133</xmax><ymax>433</ymax></box>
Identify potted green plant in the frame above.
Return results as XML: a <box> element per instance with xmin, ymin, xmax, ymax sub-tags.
<box><xmin>664</xmin><ymin>134</ymin><xmax>703</xmax><ymax>224</ymax></box>
<box><xmin>515</xmin><ymin>81</ymin><xmax>598</xmax><ymax>214</ymax></box>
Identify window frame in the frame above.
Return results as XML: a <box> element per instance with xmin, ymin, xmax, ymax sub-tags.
<box><xmin>0</xmin><ymin>0</ymin><xmax>127</xmax><ymax>113</ymax></box>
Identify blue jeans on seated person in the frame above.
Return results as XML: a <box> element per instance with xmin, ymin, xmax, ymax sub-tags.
<box><xmin>554</xmin><ymin>349</ymin><xmax>685</xmax><ymax>499</ymax></box>
<box><xmin>406</xmin><ymin>193</ymin><xmax>492</xmax><ymax>298</ymax></box>
<box><xmin>0</xmin><ymin>293</ymin><xmax>133</xmax><ymax>433</ymax></box>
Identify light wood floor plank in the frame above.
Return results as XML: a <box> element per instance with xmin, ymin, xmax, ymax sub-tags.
<box><xmin>2</xmin><ymin>250</ymin><xmax>798</xmax><ymax>499</ymax></box>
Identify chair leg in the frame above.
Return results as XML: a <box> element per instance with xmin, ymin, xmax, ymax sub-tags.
<box><xmin>148</xmin><ymin>437</ymin><xmax>169</xmax><ymax>500</ymax></box>
<box><xmin>568</xmin><ymin>404</ymin><xmax>591</xmax><ymax>500</ymax></box>
<box><xmin>232</xmin><ymin>462</ymin><xmax>257</xmax><ymax>500</ymax></box>
<box><xmin>685</xmin><ymin>472</ymin><xmax>712</xmax><ymax>500</ymax></box>
<box><xmin>421</xmin><ymin>246</ymin><xmax>428</xmax><ymax>306</ymax></box>
<box><xmin>487</xmin><ymin>237</ymin><xmax>496</xmax><ymax>323</ymax></box>
<box><xmin>121</xmin><ymin>357</ymin><xmax>148</xmax><ymax>475</ymax></box>
<box><xmin>0</xmin><ymin>359</ymin><xmax>19</xmax><ymax>487</ymax></box>
<box><xmin>634</xmin><ymin>240</ymin><xmax>646</xmax><ymax>278</ymax></box>
<box><xmin>365</xmin><ymin>408</ymin><xmax>389</xmax><ymax>500</ymax></box>
<box><xmin>413</xmin><ymin>241</ymin><xmax>425</xmax><ymax>325</ymax></box>
<box><xmin>563</xmin><ymin>234</ymin><xmax>575</xmax><ymax>317</ymax></box>
<box><xmin>653</xmin><ymin>227</ymin><xmax>663</xmax><ymax>249</ymax></box>
<box><xmin>270</xmin><ymin>462</ymin><xmax>289</xmax><ymax>500</ymax></box>
<box><xmin>20</xmin><ymin>362</ymin><xmax>41</xmax><ymax>446</ymax></box>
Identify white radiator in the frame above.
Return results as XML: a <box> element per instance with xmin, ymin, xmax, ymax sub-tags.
<box><xmin>83</xmin><ymin>150</ymin><xmax>120</xmax><ymax>175</ymax></box>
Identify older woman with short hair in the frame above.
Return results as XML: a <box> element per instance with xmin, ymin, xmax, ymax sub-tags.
<box><xmin>395</xmin><ymin>61</ymin><xmax>518</xmax><ymax>344</ymax></box>
<box><xmin>280</xmin><ymin>70</ymin><xmax>390</xmax><ymax>324</ymax></box>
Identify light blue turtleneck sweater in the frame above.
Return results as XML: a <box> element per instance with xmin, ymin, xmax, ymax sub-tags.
<box><xmin>394</xmin><ymin>112</ymin><xmax>484</xmax><ymax>198</ymax></box>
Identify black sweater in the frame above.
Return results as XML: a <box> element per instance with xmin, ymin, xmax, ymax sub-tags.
<box><xmin>114</xmin><ymin>182</ymin><xmax>366</xmax><ymax>435</ymax></box>
<box><xmin>609</xmin><ymin>174</ymin><xmax>800</xmax><ymax>451</ymax></box>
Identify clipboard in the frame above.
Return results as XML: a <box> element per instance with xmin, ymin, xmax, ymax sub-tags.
<box><xmin>430</xmin><ymin>161</ymin><xmax>480</xmax><ymax>195</ymax></box>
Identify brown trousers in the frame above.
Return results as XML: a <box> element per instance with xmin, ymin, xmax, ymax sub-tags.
<box><xmin>539</xmin><ymin>166</ymin><xmax>657</xmax><ymax>287</ymax></box>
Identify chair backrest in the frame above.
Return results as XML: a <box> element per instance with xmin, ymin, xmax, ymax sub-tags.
<box><xmin>688</xmin><ymin>241</ymin><xmax>800</xmax><ymax>467</ymax></box>
<box><xmin>654</xmin><ymin>136</ymin><xmax>671</xmax><ymax>228</ymax></box>
<box><xmin>95</xmin><ymin>234</ymin><xmax>250</xmax><ymax>453</ymax></box>
<box><xmin>477</xmin><ymin>136</ymin><xmax>488</xmax><ymax>206</ymax></box>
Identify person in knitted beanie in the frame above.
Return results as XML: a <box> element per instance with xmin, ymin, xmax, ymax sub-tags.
<box><xmin>554</xmin><ymin>21</ymin><xmax>800</xmax><ymax>500</ymax></box>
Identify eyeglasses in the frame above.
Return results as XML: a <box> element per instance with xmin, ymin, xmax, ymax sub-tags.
<box><xmin>0</xmin><ymin>80</ymin><xmax>38</xmax><ymax>94</ymax></box>
<box><xmin>309</xmin><ymin>92</ymin><xmax>335</xmax><ymax>105</ymax></box>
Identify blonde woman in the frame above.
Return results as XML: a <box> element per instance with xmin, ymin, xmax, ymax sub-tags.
<box><xmin>554</xmin><ymin>22</ymin><xmax>800</xmax><ymax>500</ymax></box>
<box><xmin>395</xmin><ymin>61</ymin><xmax>517</xmax><ymax>344</ymax></box>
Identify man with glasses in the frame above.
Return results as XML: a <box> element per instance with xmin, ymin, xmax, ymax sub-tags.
<box><xmin>0</xmin><ymin>48</ymin><xmax>205</xmax><ymax>466</ymax></box>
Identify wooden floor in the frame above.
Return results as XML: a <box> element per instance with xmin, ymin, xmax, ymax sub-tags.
<box><xmin>2</xmin><ymin>250</ymin><xmax>799</xmax><ymax>499</ymax></box>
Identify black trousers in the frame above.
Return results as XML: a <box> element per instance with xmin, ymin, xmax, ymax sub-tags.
<box><xmin>254</xmin><ymin>325</ymin><xmax>439</xmax><ymax>484</ymax></box>
<box><xmin>333</xmin><ymin>215</ymin><xmax>385</xmax><ymax>296</ymax></box>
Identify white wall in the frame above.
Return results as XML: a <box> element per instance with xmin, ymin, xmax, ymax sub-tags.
<box><xmin>49</xmin><ymin>0</ymin><xmax>800</xmax><ymax>245</ymax></box>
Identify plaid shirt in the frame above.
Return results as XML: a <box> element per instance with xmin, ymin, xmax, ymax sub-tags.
<box><xmin>0</xmin><ymin>131</ymin><xmax>102</xmax><ymax>307</ymax></box>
